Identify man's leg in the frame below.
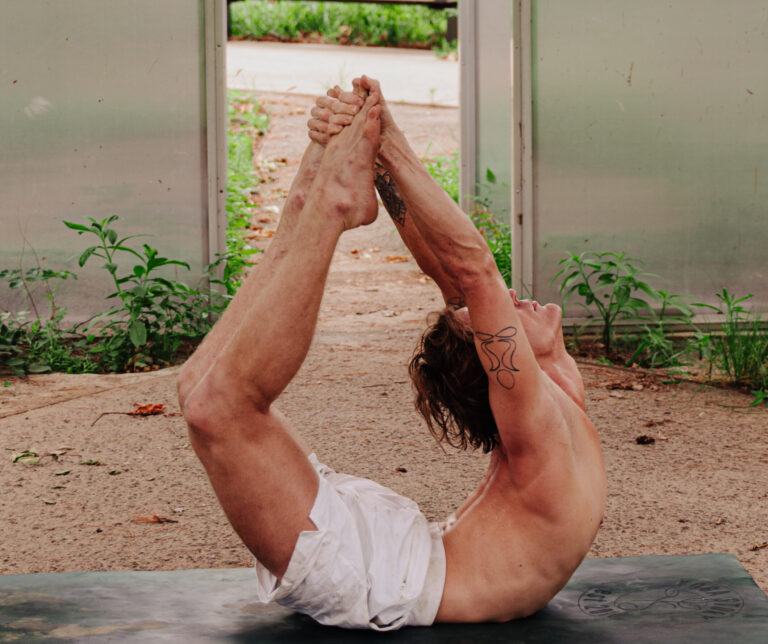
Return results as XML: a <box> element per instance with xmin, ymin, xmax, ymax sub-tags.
<box><xmin>178</xmin><ymin>93</ymin><xmax>381</xmax><ymax>578</ymax></box>
<box><xmin>177</xmin><ymin>140</ymin><xmax>326</xmax><ymax>413</ymax></box>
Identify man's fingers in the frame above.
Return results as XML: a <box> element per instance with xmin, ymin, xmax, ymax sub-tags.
<box><xmin>360</xmin><ymin>75</ymin><xmax>383</xmax><ymax>99</ymax></box>
<box><xmin>352</xmin><ymin>77</ymin><xmax>367</xmax><ymax>99</ymax></box>
<box><xmin>310</xmin><ymin>105</ymin><xmax>333</xmax><ymax>121</ymax></box>
<box><xmin>331</xmin><ymin>100</ymin><xmax>359</xmax><ymax>116</ymax></box>
<box><xmin>329</xmin><ymin>113</ymin><xmax>354</xmax><ymax>126</ymax></box>
<box><xmin>326</xmin><ymin>85</ymin><xmax>341</xmax><ymax>99</ymax></box>
<box><xmin>315</xmin><ymin>95</ymin><xmax>337</xmax><ymax>111</ymax></box>
<box><xmin>307</xmin><ymin>117</ymin><xmax>334</xmax><ymax>134</ymax></box>
<box><xmin>335</xmin><ymin>89</ymin><xmax>363</xmax><ymax>107</ymax></box>
<box><xmin>308</xmin><ymin>130</ymin><xmax>330</xmax><ymax>145</ymax></box>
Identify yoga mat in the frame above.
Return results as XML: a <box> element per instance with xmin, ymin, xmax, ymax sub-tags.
<box><xmin>1</xmin><ymin>554</ymin><xmax>767</xmax><ymax>642</ymax></box>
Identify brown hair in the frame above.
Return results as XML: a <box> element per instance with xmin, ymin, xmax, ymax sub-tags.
<box><xmin>409</xmin><ymin>306</ymin><xmax>498</xmax><ymax>453</ymax></box>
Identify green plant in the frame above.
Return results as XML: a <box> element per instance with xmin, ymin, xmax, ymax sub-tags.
<box><xmin>64</xmin><ymin>215</ymin><xmax>221</xmax><ymax>372</ymax></box>
<box><xmin>623</xmin><ymin>288</ymin><xmax>694</xmax><ymax>369</ymax></box>
<box><xmin>553</xmin><ymin>251</ymin><xmax>659</xmax><ymax>353</ymax></box>
<box><xmin>422</xmin><ymin>148</ymin><xmax>459</xmax><ymax>203</ymax></box>
<box><xmin>1</xmin><ymin>267</ymin><xmax>81</xmax><ymax>375</ymax></box>
<box><xmin>230</xmin><ymin>1</ymin><xmax>449</xmax><ymax>50</ymax></box>
<box><xmin>224</xmin><ymin>90</ymin><xmax>267</xmax><ymax>292</ymax></box>
<box><xmin>422</xmin><ymin>155</ymin><xmax>512</xmax><ymax>286</ymax></box>
<box><xmin>433</xmin><ymin>37</ymin><xmax>457</xmax><ymax>59</ymax></box>
<box><xmin>472</xmin><ymin>170</ymin><xmax>511</xmax><ymax>287</ymax></box>
<box><xmin>694</xmin><ymin>289</ymin><xmax>768</xmax><ymax>400</ymax></box>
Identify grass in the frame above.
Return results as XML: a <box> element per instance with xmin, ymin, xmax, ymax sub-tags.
<box><xmin>217</xmin><ymin>90</ymin><xmax>270</xmax><ymax>294</ymax></box>
<box><xmin>230</xmin><ymin>0</ymin><xmax>452</xmax><ymax>51</ymax></box>
<box><xmin>694</xmin><ymin>289</ymin><xmax>768</xmax><ymax>401</ymax></box>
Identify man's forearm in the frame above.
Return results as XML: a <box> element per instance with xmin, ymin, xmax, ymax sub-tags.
<box><xmin>377</xmin><ymin>134</ymin><xmax>492</xmax><ymax>293</ymax></box>
<box><xmin>374</xmin><ymin>162</ymin><xmax>461</xmax><ymax>302</ymax></box>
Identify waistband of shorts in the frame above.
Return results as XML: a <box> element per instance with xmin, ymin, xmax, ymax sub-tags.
<box><xmin>407</xmin><ymin>522</ymin><xmax>447</xmax><ymax>627</ymax></box>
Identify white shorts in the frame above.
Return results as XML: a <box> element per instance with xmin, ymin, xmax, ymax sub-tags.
<box><xmin>253</xmin><ymin>454</ymin><xmax>446</xmax><ymax>631</ymax></box>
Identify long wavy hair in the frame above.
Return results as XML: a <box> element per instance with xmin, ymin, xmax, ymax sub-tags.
<box><xmin>409</xmin><ymin>305</ymin><xmax>498</xmax><ymax>453</ymax></box>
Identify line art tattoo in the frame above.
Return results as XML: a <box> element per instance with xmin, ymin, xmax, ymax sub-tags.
<box><xmin>374</xmin><ymin>163</ymin><xmax>407</xmax><ymax>227</ymax></box>
<box><xmin>475</xmin><ymin>326</ymin><xmax>520</xmax><ymax>390</ymax></box>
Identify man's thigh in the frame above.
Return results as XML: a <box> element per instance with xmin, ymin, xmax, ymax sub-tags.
<box><xmin>191</xmin><ymin>406</ymin><xmax>318</xmax><ymax>579</ymax></box>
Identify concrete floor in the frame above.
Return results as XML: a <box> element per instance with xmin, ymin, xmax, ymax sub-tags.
<box><xmin>227</xmin><ymin>40</ymin><xmax>458</xmax><ymax>106</ymax></box>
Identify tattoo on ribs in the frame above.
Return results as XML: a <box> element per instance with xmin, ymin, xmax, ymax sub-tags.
<box><xmin>374</xmin><ymin>164</ymin><xmax>407</xmax><ymax>227</ymax></box>
<box><xmin>475</xmin><ymin>326</ymin><xmax>520</xmax><ymax>390</ymax></box>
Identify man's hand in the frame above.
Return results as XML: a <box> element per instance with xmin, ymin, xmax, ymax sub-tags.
<box><xmin>307</xmin><ymin>86</ymin><xmax>363</xmax><ymax>145</ymax></box>
<box><xmin>351</xmin><ymin>76</ymin><xmax>402</xmax><ymax>152</ymax></box>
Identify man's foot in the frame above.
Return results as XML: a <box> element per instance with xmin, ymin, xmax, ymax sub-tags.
<box><xmin>314</xmin><ymin>92</ymin><xmax>381</xmax><ymax>230</ymax></box>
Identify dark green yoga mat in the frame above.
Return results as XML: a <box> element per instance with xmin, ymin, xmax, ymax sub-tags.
<box><xmin>1</xmin><ymin>554</ymin><xmax>767</xmax><ymax>642</ymax></box>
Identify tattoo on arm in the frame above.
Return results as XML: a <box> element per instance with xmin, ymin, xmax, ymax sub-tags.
<box><xmin>475</xmin><ymin>326</ymin><xmax>520</xmax><ymax>390</ymax></box>
<box><xmin>374</xmin><ymin>163</ymin><xmax>407</xmax><ymax>227</ymax></box>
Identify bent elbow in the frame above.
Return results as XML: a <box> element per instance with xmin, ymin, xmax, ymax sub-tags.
<box><xmin>453</xmin><ymin>252</ymin><xmax>501</xmax><ymax>297</ymax></box>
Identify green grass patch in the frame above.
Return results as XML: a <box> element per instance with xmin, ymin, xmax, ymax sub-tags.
<box><xmin>230</xmin><ymin>0</ymin><xmax>452</xmax><ymax>51</ymax></box>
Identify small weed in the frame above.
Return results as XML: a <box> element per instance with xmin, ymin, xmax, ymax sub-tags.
<box><xmin>65</xmin><ymin>215</ymin><xmax>221</xmax><ymax>372</ymax></box>
<box><xmin>422</xmin><ymin>154</ymin><xmax>511</xmax><ymax>286</ymax></box>
<box><xmin>433</xmin><ymin>37</ymin><xmax>457</xmax><ymax>60</ymax></box>
<box><xmin>693</xmin><ymin>289</ymin><xmax>768</xmax><ymax>399</ymax></box>
<box><xmin>422</xmin><ymin>147</ymin><xmax>459</xmax><ymax>203</ymax></box>
<box><xmin>622</xmin><ymin>289</ymin><xmax>695</xmax><ymax>369</ymax></box>
<box><xmin>553</xmin><ymin>251</ymin><xmax>659</xmax><ymax>354</ymax></box>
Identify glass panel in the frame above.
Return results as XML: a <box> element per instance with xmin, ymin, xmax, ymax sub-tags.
<box><xmin>0</xmin><ymin>0</ymin><xmax>208</xmax><ymax>319</ymax></box>
<box><xmin>531</xmin><ymin>0</ymin><xmax>768</xmax><ymax>310</ymax></box>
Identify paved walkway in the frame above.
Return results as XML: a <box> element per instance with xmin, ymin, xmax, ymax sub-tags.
<box><xmin>227</xmin><ymin>41</ymin><xmax>458</xmax><ymax>107</ymax></box>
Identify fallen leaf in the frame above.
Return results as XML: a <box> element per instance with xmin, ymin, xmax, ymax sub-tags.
<box><xmin>750</xmin><ymin>542</ymin><xmax>768</xmax><ymax>551</ymax></box>
<box><xmin>395</xmin><ymin>467</ymin><xmax>407</xmax><ymax>473</ymax></box>
<box><xmin>109</xmin><ymin>469</ymin><xmax>123</xmax><ymax>476</ymax></box>
<box><xmin>247</xmin><ymin>229</ymin><xmax>275</xmax><ymax>240</ymax></box>
<box><xmin>129</xmin><ymin>403</ymin><xmax>166</xmax><ymax>416</ymax></box>
<box><xmin>385</xmin><ymin>255</ymin><xmax>409</xmax><ymax>263</ymax></box>
<box><xmin>635</xmin><ymin>435</ymin><xmax>655</xmax><ymax>445</ymax></box>
<box><xmin>715</xmin><ymin>517</ymin><xmax>725</xmax><ymax>526</ymax></box>
<box><xmin>55</xmin><ymin>470</ymin><xmax>71</xmax><ymax>476</ymax></box>
<box><xmin>131</xmin><ymin>514</ymin><xmax>178</xmax><ymax>524</ymax></box>
<box><xmin>42</xmin><ymin>498</ymin><xmax>56</xmax><ymax>505</ymax></box>
<box><xmin>81</xmin><ymin>459</ymin><xmax>101</xmax><ymax>466</ymax></box>
<box><xmin>12</xmin><ymin>449</ymin><xmax>38</xmax><ymax>464</ymax></box>
<box><xmin>349</xmin><ymin>249</ymin><xmax>360</xmax><ymax>255</ymax></box>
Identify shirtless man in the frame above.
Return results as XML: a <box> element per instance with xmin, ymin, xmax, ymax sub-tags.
<box><xmin>177</xmin><ymin>78</ymin><xmax>605</xmax><ymax>630</ymax></box>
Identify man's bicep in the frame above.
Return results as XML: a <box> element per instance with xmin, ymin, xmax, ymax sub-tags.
<box><xmin>465</xmin><ymin>282</ymin><xmax>542</xmax><ymax>400</ymax></box>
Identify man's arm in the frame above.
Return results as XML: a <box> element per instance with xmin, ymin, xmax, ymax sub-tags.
<box><xmin>312</xmin><ymin>82</ymin><xmax>462</xmax><ymax>304</ymax></box>
<box><xmin>356</xmin><ymin>78</ymin><xmax>555</xmax><ymax>442</ymax></box>
<box><xmin>177</xmin><ymin>140</ymin><xmax>327</xmax><ymax>408</ymax></box>
<box><xmin>373</xmin><ymin>162</ymin><xmax>462</xmax><ymax>303</ymax></box>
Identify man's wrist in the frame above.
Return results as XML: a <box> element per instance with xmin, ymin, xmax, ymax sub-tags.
<box><xmin>377</xmin><ymin>131</ymin><xmax>411</xmax><ymax>172</ymax></box>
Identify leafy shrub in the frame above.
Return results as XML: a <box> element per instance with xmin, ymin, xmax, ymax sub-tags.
<box><xmin>553</xmin><ymin>252</ymin><xmax>660</xmax><ymax>354</ymax></box>
<box><xmin>694</xmin><ymin>289</ymin><xmax>768</xmax><ymax>399</ymax></box>
<box><xmin>230</xmin><ymin>0</ymin><xmax>449</xmax><ymax>50</ymax></box>
<box><xmin>1</xmin><ymin>217</ymin><xmax>226</xmax><ymax>375</ymax></box>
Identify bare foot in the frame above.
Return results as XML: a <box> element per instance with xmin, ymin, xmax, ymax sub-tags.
<box><xmin>314</xmin><ymin>92</ymin><xmax>381</xmax><ymax>230</ymax></box>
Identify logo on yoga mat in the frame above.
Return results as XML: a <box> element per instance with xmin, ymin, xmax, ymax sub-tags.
<box><xmin>578</xmin><ymin>579</ymin><xmax>743</xmax><ymax>619</ymax></box>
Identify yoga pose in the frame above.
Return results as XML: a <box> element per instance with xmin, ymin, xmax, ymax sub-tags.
<box><xmin>177</xmin><ymin>77</ymin><xmax>605</xmax><ymax>631</ymax></box>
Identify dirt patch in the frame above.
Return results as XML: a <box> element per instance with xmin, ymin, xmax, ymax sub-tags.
<box><xmin>1</xmin><ymin>94</ymin><xmax>767</xmax><ymax>596</ymax></box>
